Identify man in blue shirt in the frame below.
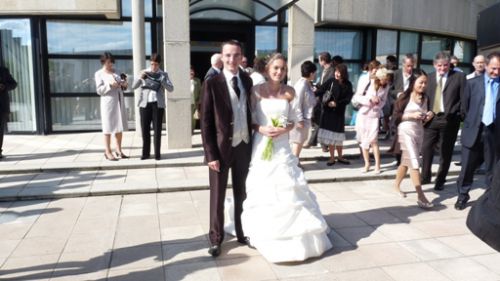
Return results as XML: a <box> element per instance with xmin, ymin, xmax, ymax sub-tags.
<box><xmin>455</xmin><ymin>52</ymin><xmax>500</xmax><ymax>210</ymax></box>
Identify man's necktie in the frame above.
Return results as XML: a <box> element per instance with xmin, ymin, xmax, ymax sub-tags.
<box><xmin>482</xmin><ymin>79</ymin><xmax>495</xmax><ymax>126</ymax></box>
<box><xmin>231</xmin><ymin>76</ymin><xmax>240</xmax><ymax>98</ymax></box>
<box><xmin>433</xmin><ymin>76</ymin><xmax>443</xmax><ymax>113</ymax></box>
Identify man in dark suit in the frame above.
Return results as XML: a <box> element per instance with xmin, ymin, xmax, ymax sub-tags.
<box><xmin>466</xmin><ymin>160</ymin><xmax>500</xmax><ymax>252</ymax></box>
<box><xmin>0</xmin><ymin>66</ymin><xmax>17</xmax><ymax>159</ymax></box>
<box><xmin>201</xmin><ymin>40</ymin><xmax>253</xmax><ymax>257</ymax></box>
<box><xmin>421</xmin><ymin>51</ymin><xmax>466</xmax><ymax>190</ymax></box>
<box><xmin>455</xmin><ymin>52</ymin><xmax>500</xmax><ymax>210</ymax></box>
<box><xmin>203</xmin><ymin>53</ymin><xmax>222</xmax><ymax>81</ymax></box>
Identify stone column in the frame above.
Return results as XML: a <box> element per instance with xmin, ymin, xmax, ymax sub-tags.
<box><xmin>132</xmin><ymin>0</ymin><xmax>145</xmax><ymax>131</ymax></box>
<box><xmin>163</xmin><ymin>0</ymin><xmax>191</xmax><ymax>148</ymax></box>
<box><xmin>287</xmin><ymin>1</ymin><xmax>315</xmax><ymax>85</ymax></box>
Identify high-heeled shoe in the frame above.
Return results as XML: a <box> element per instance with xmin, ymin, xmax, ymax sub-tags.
<box><xmin>417</xmin><ymin>200</ymin><xmax>434</xmax><ymax>209</ymax></box>
<box><xmin>104</xmin><ymin>153</ymin><xmax>118</xmax><ymax>161</ymax></box>
<box><xmin>115</xmin><ymin>152</ymin><xmax>129</xmax><ymax>159</ymax></box>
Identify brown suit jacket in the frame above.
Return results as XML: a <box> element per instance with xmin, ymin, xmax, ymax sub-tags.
<box><xmin>200</xmin><ymin>70</ymin><xmax>253</xmax><ymax>166</ymax></box>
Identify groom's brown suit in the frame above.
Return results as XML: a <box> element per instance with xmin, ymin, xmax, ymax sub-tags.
<box><xmin>200</xmin><ymin>70</ymin><xmax>253</xmax><ymax>246</ymax></box>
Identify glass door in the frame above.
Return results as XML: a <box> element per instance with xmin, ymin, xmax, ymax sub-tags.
<box><xmin>0</xmin><ymin>19</ymin><xmax>36</xmax><ymax>132</ymax></box>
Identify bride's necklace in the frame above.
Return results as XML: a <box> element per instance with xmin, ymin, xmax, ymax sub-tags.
<box><xmin>267</xmin><ymin>83</ymin><xmax>281</xmax><ymax>98</ymax></box>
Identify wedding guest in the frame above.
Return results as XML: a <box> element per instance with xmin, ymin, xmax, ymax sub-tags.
<box><xmin>466</xmin><ymin>55</ymin><xmax>486</xmax><ymax>80</ymax></box>
<box><xmin>0</xmin><ymin>65</ymin><xmax>17</xmax><ymax>159</ymax></box>
<box><xmin>250</xmin><ymin>57</ymin><xmax>266</xmax><ymax>86</ymax></box>
<box><xmin>240</xmin><ymin>56</ymin><xmax>253</xmax><ymax>74</ymax></box>
<box><xmin>190</xmin><ymin>66</ymin><xmax>202</xmax><ymax>132</ymax></box>
<box><xmin>392</xmin><ymin>69</ymin><xmax>434</xmax><ymax>209</ymax></box>
<box><xmin>204</xmin><ymin>53</ymin><xmax>222</xmax><ymax>81</ymax></box>
<box><xmin>317</xmin><ymin>64</ymin><xmax>353</xmax><ymax>166</ymax></box>
<box><xmin>353</xmin><ymin>66</ymin><xmax>390</xmax><ymax>173</ymax></box>
<box><xmin>94</xmin><ymin>52</ymin><xmax>129</xmax><ymax>161</ymax></box>
<box><xmin>290</xmin><ymin>61</ymin><xmax>317</xmax><ymax>164</ymax></box>
<box><xmin>132</xmin><ymin>53</ymin><xmax>174</xmax><ymax>160</ymax></box>
<box><xmin>350</xmin><ymin>62</ymin><xmax>370</xmax><ymax>126</ymax></box>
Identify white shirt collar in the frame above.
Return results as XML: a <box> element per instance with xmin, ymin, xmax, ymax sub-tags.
<box><xmin>223</xmin><ymin>69</ymin><xmax>240</xmax><ymax>82</ymax></box>
<box><xmin>436</xmin><ymin>72</ymin><xmax>449</xmax><ymax>80</ymax></box>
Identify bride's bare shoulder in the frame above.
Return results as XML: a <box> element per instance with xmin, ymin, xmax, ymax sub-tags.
<box><xmin>281</xmin><ymin>85</ymin><xmax>295</xmax><ymax>102</ymax></box>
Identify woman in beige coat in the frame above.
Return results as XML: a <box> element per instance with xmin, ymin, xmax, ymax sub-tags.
<box><xmin>94</xmin><ymin>52</ymin><xmax>129</xmax><ymax>161</ymax></box>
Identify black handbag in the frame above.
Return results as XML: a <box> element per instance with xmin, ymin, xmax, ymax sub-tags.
<box><xmin>322</xmin><ymin>81</ymin><xmax>335</xmax><ymax>105</ymax></box>
<box><xmin>142</xmin><ymin>72</ymin><xmax>163</xmax><ymax>91</ymax></box>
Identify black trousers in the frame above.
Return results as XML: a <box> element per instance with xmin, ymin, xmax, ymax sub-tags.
<box><xmin>0</xmin><ymin>113</ymin><xmax>7</xmax><ymax>155</ymax></box>
<box><xmin>457</xmin><ymin>124</ymin><xmax>498</xmax><ymax>199</ymax></box>
<box><xmin>208</xmin><ymin>142</ymin><xmax>251</xmax><ymax>245</ymax></box>
<box><xmin>421</xmin><ymin>114</ymin><xmax>461</xmax><ymax>184</ymax></box>
<box><xmin>140</xmin><ymin>102</ymin><xmax>164</xmax><ymax>158</ymax></box>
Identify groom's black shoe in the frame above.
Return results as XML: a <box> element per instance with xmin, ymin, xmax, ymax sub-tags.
<box><xmin>208</xmin><ymin>244</ymin><xmax>221</xmax><ymax>257</ymax></box>
<box><xmin>238</xmin><ymin>236</ymin><xmax>256</xmax><ymax>249</ymax></box>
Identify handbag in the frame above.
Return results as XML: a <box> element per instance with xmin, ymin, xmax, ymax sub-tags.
<box><xmin>351</xmin><ymin>81</ymin><xmax>370</xmax><ymax>110</ymax></box>
<box><xmin>322</xmin><ymin>81</ymin><xmax>335</xmax><ymax>105</ymax></box>
<box><xmin>142</xmin><ymin>72</ymin><xmax>163</xmax><ymax>92</ymax></box>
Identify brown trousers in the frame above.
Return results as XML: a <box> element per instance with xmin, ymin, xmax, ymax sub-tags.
<box><xmin>208</xmin><ymin>141</ymin><xmax>251</xmax><ymax>245</ymax></box>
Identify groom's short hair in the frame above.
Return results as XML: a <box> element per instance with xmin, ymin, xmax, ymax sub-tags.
<box><xmin>221</xmin><ymin>40</ymin><xmax>242</xmax><ymax>51</ymax></box>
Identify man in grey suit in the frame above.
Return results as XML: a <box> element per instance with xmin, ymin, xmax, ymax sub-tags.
<box><xmin>204</xmin><ymin>53</ymin><xmax>222</xmax><ymax>81</ymax></box>
<box><xmin>455</xmin><ymin>52</ymin><xmax>500</xmax><ymax>210</ymax></box>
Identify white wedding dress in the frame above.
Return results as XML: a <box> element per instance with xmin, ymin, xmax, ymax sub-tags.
<box><xmin>239</xmin><ymin>97</ymin><xmax>332</xmax><ymax>263</ymax></box>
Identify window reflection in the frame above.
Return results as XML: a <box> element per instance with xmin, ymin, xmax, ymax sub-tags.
<box><xmin>422</xmin><ymin>35</ymin><xmax>452</xmax><ymax>60</ymax></box>
<box><xmin>121</xmin><ymin>0</ymin><xmax>153</xmax><ymax>17</ymax></box>
<box><xmin>51</xmin><ymin>97</ymin><xmax>136</xmax><ymax>131</ymax></box>
<box><xmin>47</xmin><ymin>21</ymin><xmax>151</xmax><ymax>55</ymax></box>
<box><xmin>376</xmin><ymin>29</ymin><xmax>397</xmax><ymax>62</ymax></box>
<box><xmin>0</xmin><ymin>19</ymin><xmax>36</xmax><ymax>132</ymax></box>
<box><xmin>49</xmin><ymin>59</ymin><xmax>135</xmax><ymax>94</ymax></box>
<box><xmin>399</xmin><ymin>32</ymin><xmax>419</xmax><ymax>64</ymax></box>
<box><xmin>315</xmin><ymin>29</ymin><xmax>363</xmax><ymax>60</ymax></box>
<box><xmin>256</xmin><ymin>26</ymin><xmax>277</xmax><ymax>56</ymax></box>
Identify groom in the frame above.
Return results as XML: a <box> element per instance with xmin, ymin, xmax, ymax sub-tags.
<box><xmin>200</xmin><ymin>40</ymin><xmax>253</xmax><ymax>257</ymax></box>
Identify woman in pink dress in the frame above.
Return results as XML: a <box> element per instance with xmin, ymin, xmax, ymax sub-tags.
<box><xmin>393</xmin><ymin>69</ymin><xmax>434</xmax><ymax>209</ymax></box>
<box><xmin>353</xmin><ymin>67</ymin><xmax>390</xmax><ymax>173</ymax></box>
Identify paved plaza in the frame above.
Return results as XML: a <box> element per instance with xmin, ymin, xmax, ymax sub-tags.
<box><xmin>0</xmin><ymin>129</ymin><xmax>498</xmax><ymax>280</ymax></box>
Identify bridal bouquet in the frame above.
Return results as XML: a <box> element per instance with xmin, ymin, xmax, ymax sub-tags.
<box><xmin>261</xmin><ymin>115</ymin><xmax>288</xmax><ymax>161</ymax></box>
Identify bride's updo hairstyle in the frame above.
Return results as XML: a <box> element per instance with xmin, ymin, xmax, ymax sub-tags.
<box><xmin>265</xmin><ymin>53</ymin><xmax>288</xmax><ymax>80</ymax></box>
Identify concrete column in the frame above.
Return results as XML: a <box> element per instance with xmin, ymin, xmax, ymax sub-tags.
<box><xmin>132</xmin><ymin>0</ymin><xmax>145</xmax><ymax>131</ymax></box>
<box><xmin>163</xmin><ymin>0</ymin><xmax>191</xmax><ymax>148</ymax></box>
<box><xmin>287</xmin><ymin>1</ymin><xmax>315</xmax><ymax>85</ymax></box>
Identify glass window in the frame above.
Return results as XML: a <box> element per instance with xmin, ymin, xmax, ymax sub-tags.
<box><xmin>421</xmin><ymin>35</ymin><xmax>453</xmax><ymax>60</ymax></box>
<box><xmin>121</xmin><ymin>0</ymin><xmax>153</xmax><ymax>17</ymax></box>
<box><xmin>315</xmin><ymin>29</ymin><xmax>363</xmax><ymax>60</ymax></box>
<box><xmin>47</xmin><ymin>21</ymin><xmax>152</xmax><ymax>56</ymax></box>
<box><xmin>420</xmin><ymin>64</ymin><xmax>435</xmax><ymax>74</ymax></box>
<box><xmin>453</xmin><ymin>40</ymin><xmax>473</xmax><ymax>63</ymax></box>
<box><xmin>376</xmin><ymin>29</ymin><xmax>397</xmax><ymax>62</ymax></box>
<box><xmin>281</xmin><ymin>27</ymin><xmax>288</xmax><ymax>57</ymax></box>
<box><xmin>399</xmin><ymin>31</ymin><xmax>419</xmax><ymax>64</ymax></box>
<box><xmin>51</xmin><ymin>96</ymin><xmax>136</xmax><ymax>131</ymax></box>
<box><xmin>49</xmin><ymin>59</ymin><xmax>136</xmax><ymax>94</ymax></box>
<box><xmin>0</xmin><ymin>19</ymin><xmax>36</xmax><ymax>132</ymax></box>
<box><xmin>255</xmin><ymin>26</ymin><xmax>277</xmax><ymax>57</ymax></box>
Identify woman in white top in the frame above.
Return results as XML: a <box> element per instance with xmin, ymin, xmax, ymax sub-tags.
<box><xmin>94</xmin><ymin>52</ymin><xmax>128</xmax><ymax>161</ymax></box>
<box><xmin>131</xmin><ymin>53</ymin><xmax>174</xmax><ymax>160</ymax></box>
<box><xmin>290</xmin><ymin>60</ymin><xmax>317</xmax><ymax>165</ymax></box>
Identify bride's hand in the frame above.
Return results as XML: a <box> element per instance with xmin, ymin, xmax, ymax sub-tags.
<box><xmin>259</xmin><ymin>126</ymin><xmax>280</xmax><ymax>138</ymax></box>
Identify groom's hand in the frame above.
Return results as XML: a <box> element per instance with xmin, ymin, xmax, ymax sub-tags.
<box><xmin>208</xmin><ymin>160</ymin><xmax>220</xmax><ymax>172</ymax></box>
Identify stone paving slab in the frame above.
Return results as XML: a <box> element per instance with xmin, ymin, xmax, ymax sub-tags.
<box><xmin>0</xmin><ymin>180</ymin><xmax>497</xmax><ymax>281</ymax></box>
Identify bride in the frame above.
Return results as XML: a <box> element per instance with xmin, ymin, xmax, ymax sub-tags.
<box><xmin>240</xmin><ymin>53</ymin><xmax>332</xmax><ymax>263</ymax></box>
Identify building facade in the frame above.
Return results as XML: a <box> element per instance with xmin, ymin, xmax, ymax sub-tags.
<box><xmin>0</xmin><ymin>0</ymin><xmax>496</xmax><ymax>147</ymax></box>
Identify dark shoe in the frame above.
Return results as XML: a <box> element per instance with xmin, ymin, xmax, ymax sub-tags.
<box><xmin>208</xmin><ymin>244</ymin><xmax>221</xmax><ymax>257</ymax></box>
<box><xmin>322</xmin><ymin>146</ymin><xmax>329</xmax><ymax>153</ymax></box>
<box><xmin>421</xmin><ymin>178</ymin><xmax>431</xmax><ymax>185</ymax></box>
<box><xmin>115</xmin><ymin>152</ymin><xmax>129</xmax><ymax>159</ymax></box>
<box><xmin>433</xmin><ymin>181</ymin><xmax>445</xmax><ymax>191</ymax></box>
<box><xmin>336</xmin><ymin>157</ymin><xmax>351</xmax><ymax>165</ymax></box>
<box><xmin>140</xmin><ymin>155</ymin><xmax>150</xmax><ymax>160</ymax></box>
<box><xmin>454</xmin><ymin>194</ymin><xmax>470</xmax><ymax>210</ymax></box>
<box><xmin>326</xmin><ymin>160</ymin><xmax>336</xmax><ymax>166</ymax></box>
<box><xmin>155</xmin><ymin>155</ymin><xmax>161</xmax><ymax>160</ymax></box>
<box><xmin>454</xmin><ymin>161</ymin><xmax>462</xmax><ymax>166</ymax></box>
<box><xmin>104</xmin><ymin>153</ymin><xmax>118</xmax><ymax>161</ymax></box>
<box><xmin>237</xmin><ymin>237</ymin><xmax>255</xmax><ymax>249</ymax></box>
